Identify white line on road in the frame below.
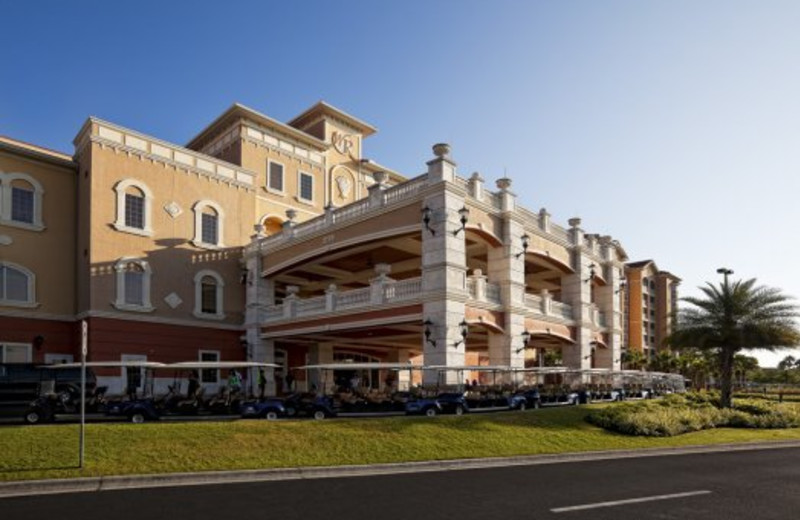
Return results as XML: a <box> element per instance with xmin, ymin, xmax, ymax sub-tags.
<box><xmin>551</xmin><ymin>490</ymin><xmax>712</xmax><ymax>513</ymax></box>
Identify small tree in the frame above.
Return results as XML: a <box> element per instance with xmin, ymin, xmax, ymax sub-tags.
<box><xmin>669</xmin><ymin>276</ymin><xmax>800</xmax><ymax>408</ymax></box>
<box><xmin>621</xmin><ymin>349</ymin><xmax>646</xmax><ymax>370</ymax></box>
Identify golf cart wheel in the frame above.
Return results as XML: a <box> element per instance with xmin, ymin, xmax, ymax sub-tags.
<box><xmin>454</xmin><ymin>405</ymin><xmax>465</xmax><ymax>416</ymax></box>
<box><xmin>533</xmin><ymin>400</ymin><xmax>540</xmax><ymax>409</ymax></box>
<box><xmin>312</xmin><ymin>409</ymin><xmax>327</xmax><ymax>420</ymax></box>
<box><xmin>130</xmin><ymin>412</ymin><xmax>146</xmax><ymax>424</ymax></box>
<box><xmin>265</xmin><ymin>411</ymin><xmax>279</xmax><ymax>421</ymax></box>
<box><xmin>24</xmin><ymin>410</ymin><xmax>45</xmax><ymax>425</ymax></box>
<box><xmin>518</xmin><ymin>401</ymin><xmax>527</xmax><ymax>412</ymax></box>
<box><xmin>424</xmin><ymin>407</ymin><xmax>438</xmax><ymax>418</ymax></box>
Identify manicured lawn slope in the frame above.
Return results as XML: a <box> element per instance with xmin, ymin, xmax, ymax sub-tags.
<box><xmin>2</xmin><ymin>405</ymin><xmax>800</xmax><ymax>482</ymax></box>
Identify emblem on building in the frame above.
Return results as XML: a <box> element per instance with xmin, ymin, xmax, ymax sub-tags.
<box><xmin>335</xmin><ymin>175</ymin><xmax>352</xmax><ymax>199</ymax></box>
<box><xmin>164</xmin><ymin>201</ymin><xmax>183</xmax><ymax>218</ymax></box>
<box><xmin>332</xmin><ymin>131</ymin><xmax>355</xmax><ymax>156</ymax></box>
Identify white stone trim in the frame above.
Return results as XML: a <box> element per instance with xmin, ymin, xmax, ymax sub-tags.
<box><xmin>193</xmin><ymin>269</ymin><xmax>226</xmax><ymax>320</ymax></box>
<box><xmin>191</xmin><ymin>199</ymin><xmax>225</xmax><ymax>249</ymax></box>
<box><xmin>112</xmin><ymin>257</ymin><xmax>154</xmax><ymax>312</ymax></box>
<box><xmin>113</xmin><ymin>178</ymin><xmax>154</xmax><ymax>237</ymax></box>
<box><xmin>0</xmin><ymin>261</ymin><xmax>37</xmax><ymax>308</ymax></box>
<box><xmin>0</xmin><ymin>172</ymin><xmax>45</xmax><ymax>231</ymax></box>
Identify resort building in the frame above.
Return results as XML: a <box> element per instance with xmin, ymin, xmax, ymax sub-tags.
<box><xmin>0</xmin><ymin>100</ymin><xmax>673</xmax><ymax>395</ymax></box>
<box><xmin>622</xmin><ymin>260</ymin><xmax>681</xmax><ymax>360</ymax></box>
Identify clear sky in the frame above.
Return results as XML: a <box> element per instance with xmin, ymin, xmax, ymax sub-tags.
<box><xmin>2</xmin><ymin>0</ymin><xmax>798</xmax><ymax>366</ymax></box>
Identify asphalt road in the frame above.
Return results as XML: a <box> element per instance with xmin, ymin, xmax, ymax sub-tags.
<box><xmin>3</xmin><ymin>447</ymin><xmax>799</xmax><ymax>519</ymax></box>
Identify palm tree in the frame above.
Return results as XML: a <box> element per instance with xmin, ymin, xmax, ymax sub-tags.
<box><xmin>649</xmin><ymin>351</ymin><xmax>678</xmax><ymax>373</ymax></box>
<box><xmin>732</xmin><ymin>354</ymin><xmax>759</xmax><ymax>389</ymax></box>
<box><xmin>669</xmin><ymin>276</ymin><xmax>800</xmax><ymax>408</ymax></box>
<box><xmin>621</xmin><ymin>349</ymin><xmax>646</xmax><ymax>370</ymax></box>
<box><xmin>777</xmin><ymin>355</ymin><xmax>797</xmax><ymax>371</ymax></box>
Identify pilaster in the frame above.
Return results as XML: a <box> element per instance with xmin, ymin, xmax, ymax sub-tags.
<box><xmin>421</xmin><ymin>144</ymin><xmax>467</xmax><ymax>383</ymax></box>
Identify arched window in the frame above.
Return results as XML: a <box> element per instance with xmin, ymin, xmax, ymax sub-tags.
<box><xmin>0</xmin><ymin>173</ymin><xmax>45</xmax><ymax>231</ymax></box>
<box><xmin>193</xmin><ymin>269</ymin><xmax>225</xmax><ymax>319</ymax></box>
<box><xmin>113</xmin><ymin>179</ymin><xmax>153</xmax><ymax>236</ymax></box>
<box><xmin>260</xmin><ymin>215</ymin><xmax>284</xmax><ymax>236</ymax></box>
<box><xmin>113</xmin><ymin>258</ymin><xmax>153</xmax><ymax>312</ymax></box>
<box><xmin>192</xmin><ymin>200</ymin><xmax>224</xmax><ymax>249</ymax></box>
<box><xmin>0</xmin><ymin>262</ymin><xmax>36</xmax><ymax>307</ymax></box>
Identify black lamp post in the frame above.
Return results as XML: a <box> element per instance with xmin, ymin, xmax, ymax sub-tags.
<box><xmin>421</xmin><ymin>207</ymin><xmax>435</xmax><ymax>235</ymax></box>
<box><xmin>515</xmin><ymin>234</ymin><xmax>530</xmax><ymax>258</ymax></box>
<box><xmin>423</xmin><ymin>319</ymin><xmax>436</xmax><ymax>347</ymax></box>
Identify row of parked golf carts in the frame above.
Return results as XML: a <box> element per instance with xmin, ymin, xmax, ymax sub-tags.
<box><xmin>7</xmin><ymin>361</ymin><xmax>685</xmax><ymax>424</ymax></box>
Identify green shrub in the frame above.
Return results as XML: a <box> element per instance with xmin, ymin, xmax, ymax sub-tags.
<box><xmin>586</xmin><ymin>393</ymin><xmax>800</xmax><ymax>437</ymax></box>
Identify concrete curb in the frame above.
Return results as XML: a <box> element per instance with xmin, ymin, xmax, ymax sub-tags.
<box><xmin>3</xmin><ymin>440</ymin><xmax>800</xmax><ymax>499</ymax></box>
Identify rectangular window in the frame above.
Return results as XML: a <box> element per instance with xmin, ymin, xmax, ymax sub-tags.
<box><xmin>200</xmin><ymin>351</ymin><xmax>219</xmax><ymax>383</ymax></box>
<box><xmin>124</xmin><ymin>271</ymin><xmax>144</xmax><ymax>305</ymax></box>
<box><xmin>125</xmin><ymin>193</ymin><xmax>145</xmax><ymax>229</ymax></box>
<box><xmin>11</xmin><ymin>187</ymin><xmax>34</xmax><ymax>224</ymax></box>
<box><xmin>268</xmin><ymin>161</ymin><xmax>284</xmax><ymax>192</ymax></box>
<box><xmin>201</xmin><ymin>280</ymin><xmax>217</xmax><ymax>314</ymax></box>
<box><xmin>201</xmin><ymin>213</ymin><xmax>218</xmax><ymax>245</ymax></box>
<box><xmin>299</xmin><ymin>172</ymin><xmax>314</xmax><ymax>202</ymax></box>
<box><xmin>1</xmin><ymin>343</ymin><xmax>32</xmax><ymax>363</ymax></box>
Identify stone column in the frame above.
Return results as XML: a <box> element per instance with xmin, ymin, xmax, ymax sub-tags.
<box><xmin>560</xmin><ymin>217</ymin><xmax>594</xmax><ymax>370</ymax></box>
<box><xmin>594</xmin><ymin>236</ymin><xmax>623</xmax><ymax>370</ymax></box>
<box><xmin>306</xmin><ymin>342</ymin><xmax>334</xmax><ymax>394</ymax></box>
<box><xmin>421</xmin><ymin>144</ymin><xmax>467</xmax><ymax>384</ymax></box>
<box><xmin>244</xmin><ymin>233</ymin><xmax>277</xmax><ymax>395</ymax></box>
<box><xmin>486</xmin><ymin>178</ymin><xmax>526</xmax><ymax>370</ymax></box>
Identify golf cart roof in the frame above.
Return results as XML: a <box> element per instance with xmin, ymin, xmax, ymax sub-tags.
<box><xmin>513</xmin><ymin>367</ymin><xmax>571</xmax><ymax>374</ymax></box>
<box><xmin>426</xmin><ymin>365</ymin><xmax>513</xmax><ymax>371</ymax></box>
<box><xmin>166</xmin><ymin>361</ymin><xmax>280</xmax><ymax>369</ymax></box>
<box><xmin>294</xmin><ymin>363</ymin><xmax>423</xmax><ymax>371</ymax></box>
<box><xmin>42</xmin><ymin>361</ymin><xmax>168</xmax><ymax>369</ymax></box>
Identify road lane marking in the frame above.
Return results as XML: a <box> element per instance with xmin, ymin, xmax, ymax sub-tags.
<box><xmin>551</xmin><ymin>490</ymin><xmax>712</xmax><ymax>513</ymax></box>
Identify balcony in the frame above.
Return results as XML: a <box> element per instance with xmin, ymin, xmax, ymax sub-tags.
<box><xmin>260</xmin><ymin>276</ymin><xmax>423</xmax><ymax>323</ymax></box>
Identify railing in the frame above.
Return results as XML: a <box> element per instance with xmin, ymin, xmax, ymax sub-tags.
<box><xmin>264</xmin><ymin>305</ymin><xmax>283</xmax><ymax>320</ymax></box>
<box><xmin>485</xmin><ymin>283</ymin><xmax>502</xmax><ymax>304</ymax></box>
<box><xmin>466</xmin><ymin>278</ymin><xmax>477</xmax><ymax>299</ymax></box>
<box><xmin>524</xmin><ymin>292</ymin><xmax>543</xmax><ymax>310</ymax></box>
<box><xmin>295</xmin><ymin>296</ymin><xmax>326</xmax><ymax>315</ymax></box>
<box><xmin>332</xmin><ymin>199</ymin><xmax>370</xmax><ymax>224</ymax></box>
<box><xmin>552</xmin><ymin>300</ymin><xmax>574</xmax><ymax>320</ymax></box>
<box><xmin>292</xmin><ymin>214</ymin><xmax>327</xmax><ymax>239</ymax></box>
<box><xmin>382</xmin><ymin>175</ymin><xmax>426</xmax><ymax>205</ymax></box>
<box><xmin>550</xmin><ymin>223</ymin><xmax>570</xmax><ymax>243</ymax></box>
<box><xmin>261</xmin><ymin>277</ymin><xmax>424</xmax><ymax>323</ymax></box>
<box><xmin>386</xmin><ymin>277</ymin><xmax>422</xmax><ymax>301</ymax></box>
<box><xmin>336</xmin><ymin>287</ymin><xmax>372</xmax><ymax>309</ymax></box>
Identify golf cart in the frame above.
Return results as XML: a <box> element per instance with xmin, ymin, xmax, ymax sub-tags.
<box><xmin>291</xmin><ymin>363</ymin><xmax>426</xmax><ymax>419</ymax></box>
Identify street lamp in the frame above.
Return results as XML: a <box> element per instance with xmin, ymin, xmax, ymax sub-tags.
<box><xmin>717</xmin><ymin>267</ymin><xmax>734</xmax><ymax>286</ymax></box>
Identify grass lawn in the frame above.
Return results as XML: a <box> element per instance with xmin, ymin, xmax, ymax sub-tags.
<box><xmin>2</xmin><ymin>405</ymin><xmax>800</xmax><ymax>482</ymax></box>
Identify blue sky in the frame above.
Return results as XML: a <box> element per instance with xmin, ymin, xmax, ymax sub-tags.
<box><xmin>2</xmin><ymin>0</ymin><xmax>799</xmax><ymax>366</ymax></box>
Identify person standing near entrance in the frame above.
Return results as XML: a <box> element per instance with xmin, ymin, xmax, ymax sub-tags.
<box><xmin>257</xmin><ymin>368</ymin><xmax>266</xmax><ymax>399</ymax></box>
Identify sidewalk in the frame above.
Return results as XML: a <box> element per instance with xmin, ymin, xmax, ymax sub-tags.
<box><xmin>2</xmin><ymin>439</ymin><xmax>799</xmax><ymax>499</ymax></box>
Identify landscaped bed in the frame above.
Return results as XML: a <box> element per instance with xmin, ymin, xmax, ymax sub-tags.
<box><xmin>3</xmin><ymin>403</ymin><xmax>800</xmax><ymax>482</ymax></box>
<box><xmin>587</xmin><ymin>392</ymin><xmax>800</xmax><ymax>437</ymax></box>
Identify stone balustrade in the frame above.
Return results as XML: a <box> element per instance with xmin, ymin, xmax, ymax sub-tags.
<box><xmin>261</xmin><ymin>276</ymin><xmax>423</xmax><ymax>323</ymax></box>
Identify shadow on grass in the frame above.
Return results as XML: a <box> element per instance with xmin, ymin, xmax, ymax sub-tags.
<box><xmin>0</xmin><ymin>462</ymin><xmax>80</xmax><ymax>474</ymax></box>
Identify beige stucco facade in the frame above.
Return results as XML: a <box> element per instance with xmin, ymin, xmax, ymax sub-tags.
<box><xmin>0</xmin><ymin>99</ymin><xmax>678</xmax><ymax>394</ymax></box>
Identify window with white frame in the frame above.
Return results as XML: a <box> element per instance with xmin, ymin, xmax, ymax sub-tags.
<box><xmin>0</xmin><ymin>173</ymin><xmax>45</xmax><ymax>231</ymax></box>
<box><xmin>0</xmin><ymin>262</ymin><xmax>35</xmax><ymax>307</ymax></box>
<box><xmin>192</xmin><ymin>200</ymin><xmax>224</xmax><ymax>248</ymax></box>
<box><xmin>267</xmin><ymin>160</ymin><xmax>284</xmax><ymax>193</ymax></box>
<box><xmin>1</xmin><ymin>343</ymin><xmax>32</xmax><ymax>363</ymax></box>
<box><xmin>298</xmin><ymin>171</ymin><xmax>314</xmax><ymax>203</ymax></box>
<box><xmin>113</xmin><ymin>179</ymin><xmax>153</xmax><ymax>236</ymax></box>
<box><xmin>193</xmin><ymin>269</ymin><xmax>224</xmax><ymax>319</ymax></box>
<box><xmin>113</xmin><ymin>258</ymin><xmax>153</xmax><ymax>312</ymax></box>
<box><xmin>199</xmin><ymin>350</ymin><xmax>220</xmax><ymax>383</ymax></box>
